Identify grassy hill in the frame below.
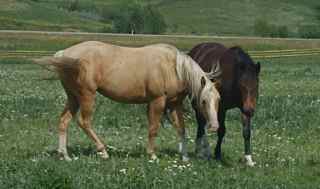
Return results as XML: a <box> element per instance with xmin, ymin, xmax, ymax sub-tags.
<box><xmin>0</xmin><ymin>0</ymin><xmax>110</xmax><ymax>32</ymax></box>
<box><xmin>158</xmin><ymin>0</ymin><xmax>320</xmax><ymax>36</ymax></box>
<box><xmin>0</xmin><ymin>0</ymin><xmax>319</xmax><ymax>36</ymax></box>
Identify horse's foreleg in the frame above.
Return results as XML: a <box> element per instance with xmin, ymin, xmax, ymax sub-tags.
<box><xmin>58</xmin><ymin>95</ymin><xmax>79</xmax><ymax>161</ymax></box>
<box><xmin>147</xmin><ymin>96</ymin><xmax>166</xmax><ymax>160</ymax></box>
<box><xmin>78</xmin><ymin>93</ymin><xmax>108</xmax><ymax>159</ymax></box>
<box><xmin>194</xmin><ymin>108</ymin><xmax>211</xmax><ymax>159</ymax></box>
<box><xmin>170</xmin><ymin>104</ymin><xmax>189</xmax><ymax>161</ymax></box>
<box><xmin>214</xmin><ymin>109</ymin><xmax>226</xmax><ymax>161</ymax></box>
<box><xmin>241</xmin><ymin>113</ymin><xmax>255</xmax><ymax>166</ymax></box>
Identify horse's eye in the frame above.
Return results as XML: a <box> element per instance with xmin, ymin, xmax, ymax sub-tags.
<box><xmin>202</xmin><ymin>100</ymin><xmax>206</xmax><ymax>105</ymax></box>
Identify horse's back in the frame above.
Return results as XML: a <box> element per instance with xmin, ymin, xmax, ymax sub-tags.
<box><xmin>189</xmin><ymin>43</ymin><xmax>224</xmax><ymax>55</ymax></box>
<box><xmin>62</xmin><ymin>41</ymin><xmax>115</xmax><ymax>59</ymax></box>
<box><xmin>140</xmin><ymin>43</ymin><xmax>178</xmax><ymax>63</ymax></box>
<box><xmin>189</xmin><ymin>42</ymin><xmax>227</xmax><ymax>72</ymax></box>
<box><xmin>145</xmin><ymin>43</ymin><xmax>178</xmax><ymax>52</ymax></box>
<box><xmin>62</xmin><ymin>41</ymin><xmax>177</xmax><ymax>65</ymax></box>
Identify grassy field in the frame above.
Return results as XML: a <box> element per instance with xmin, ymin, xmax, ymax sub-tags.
<box><xmin>1</xmin><ymin>47</ymin><xmax>320</xmax><ymax>188</ymax></box>
<box><xmin>0</xmin><ymin>0</ymin><xmax>319</xmax><ymax>36</ymax></box>
<box><xmin>1</xmin><ymin>31</ymin><xmax>320</xmax><ymax>53</ymax></box>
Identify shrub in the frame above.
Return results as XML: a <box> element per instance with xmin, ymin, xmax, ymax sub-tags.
<box><xmin>254</xmin><ymin>19</ymin><xmax>271</xmax><ymax>37</ymax></box>
<box><xmin>143</xmin><ymin>5</ymin><xmax>167</xmax><ymax>34</ymax></box>
<box><xmin>298</xmin><ymin>25</ymin><xmax>320</xmax><ymax>39</ymax></box>
<box><xmin>57</xmin><ymin>0</ymin><xmax>77</xmax><ymax>11</ymax></box>
<box><xmin>58</xmin><ymin>0</ymin><xmax>96</xmax><ymax>13</ymax></box>
<box><xmin>112</xmin><ymin>4</ymin><xmax>142</xmax><ymax>34</ymax></box>
<box><xmin>254</xmin><ymin>19</ymin><xmax>289</xmax><ymax>38</ymax></box>
<box><xmin>277</xmin><ymin>25</ymin><xmax>289</xmax><ymax>38</ymax></box>
<box><xmin>101</xmin><ymin>2</ymin><xmax>167</xmax><ymax>34</ymax></box>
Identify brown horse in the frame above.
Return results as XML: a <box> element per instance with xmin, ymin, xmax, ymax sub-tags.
<box><xmin>188</xmin><ymin>42</ymin><xmax>260</xmax><ymax>166</ymax></box>
<box><xmin>34</xmin><ymin>41</ymin><xmax>221</xmax><ymax>161</ymax></box>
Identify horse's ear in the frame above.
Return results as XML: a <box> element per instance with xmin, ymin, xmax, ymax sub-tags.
<box><xmin>201</xmin><ymin>76</ymin><xmax>206</xmax><ymax>88</ymax></box>
<box><xmin>231</xmin><ymin>47</ymin><xmax>242</xmax><ymax>63</ymax></box>
<box><xmin>256</xmin><ymin>62</ymin><xmax>261</xmax><ymax>74</ymax></box>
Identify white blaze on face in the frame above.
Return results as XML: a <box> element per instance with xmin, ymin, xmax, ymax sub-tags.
<box><xmin>200</xmin><ymin>83</ymin><xmax>220</xmax><ymax>131</ymax></box>
<box><xmin>210</xmin><ymin>98</ymin><xmax>219</xmax><ymax>126</ymax></box>
<box><xmin>207</xmin><ymin>87</ymin><xmax>220</xmax><ymax>131</ymax></box>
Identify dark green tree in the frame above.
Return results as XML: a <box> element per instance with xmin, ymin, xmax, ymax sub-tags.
<box><xmin>110</xmin><ymin>2</ymin><xmax>167</xmax><ymax>34</ymax></box>
<box><xmin>143</xmin><ymin>5</ymin><xmax>167</xmax><ymax>34</ymax></box>
<box><xmin>254</xmin><ymin>19</ymin><xmax>289</xmax><ymax>38</ymax></box>
<box><xmin>112</xmin><ymin>2</ymin><xmax>144</xmax><ymax>33</ymax></box>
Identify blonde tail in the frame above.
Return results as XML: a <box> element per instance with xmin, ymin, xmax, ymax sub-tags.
<box><xmin>33</xmin><ymin>56</ymin><xmax>80</xmax><ymax>77</ymax></box>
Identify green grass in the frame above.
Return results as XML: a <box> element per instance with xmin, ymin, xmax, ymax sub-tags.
<box><xmin>0</xmin><ymin>0</ymin><xmax>319</xmax><ymax>36</ymax></box>
<box><xmin>1</xmin><ymin>53</ymin><xmax>320</xmax><ymax>188</ymax></box>
<box><xmin>1</xmin><ymin>31</ymin><xmax>320</xmax><ymax>53</ymax></box>
<box><xmin>157</xmin><ymin>0</ymin><xmax>320</xmax><ymax>36</ymax></box>
<box><xmin>0</xmin><ymin>0</ymin><xmax>109</xmax><ymax>32</ymax></box>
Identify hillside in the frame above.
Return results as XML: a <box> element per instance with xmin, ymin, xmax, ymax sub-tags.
<box><xmin>158</xmin><ymin>0</ymin><xmax>320</xmax><ymax>36</ymax></box>
<box><xmin>0</xmin><ymin>0</ymin><xmax>319</xmax><ymax>36</ymax></box>
<box><xmin>0</xmin><ymin>0</ymin><xmax>111</xmax><ymax>32</ymax></box>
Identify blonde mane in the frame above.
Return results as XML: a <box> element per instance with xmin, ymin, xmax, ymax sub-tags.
<box><xmin>176</xmin><ymin>51</ymin><xmax>216</xmax><ymax>104</ymax></box>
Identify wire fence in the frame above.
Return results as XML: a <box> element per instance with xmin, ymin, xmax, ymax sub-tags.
<box><xmin>1</xmin><ymin>48</ymin><xmax>320</xmax><ymax>59</ymax></box>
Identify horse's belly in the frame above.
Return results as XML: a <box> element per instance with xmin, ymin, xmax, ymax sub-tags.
<box><xmin>97</xmin><ymin>84</ymin><xmax>150</xmax><ymax>104</ymax></box>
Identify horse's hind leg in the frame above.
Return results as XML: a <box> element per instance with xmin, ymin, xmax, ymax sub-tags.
<box><xmin>170</xmin><ymin>103</ymin><xmax>189</xmax><ymax>162</ymax></box>
<box><xmin>58</xmin><ymin>94</ymin><xmax>79</xmax><ymax>161</ymax></box>
<box><xmin>147</xmin><ymin>96</ymin><xmax>166</xmax><ymax>160</ymax></box>
<box><xmin>77</xmin><ymin>92</ymin><xmax>109</xmax><ymax>159</ymax></box>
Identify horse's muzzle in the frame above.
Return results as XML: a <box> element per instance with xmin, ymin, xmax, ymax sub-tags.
<box><xmin>243</xmin><ymin>108</ymin><xmax>255</xmax><ymax>117</ymax></box>
<box><xmin>207</xmin><ymin>123</ymin><xmax>219</xmax><ymax>133</ymax></box>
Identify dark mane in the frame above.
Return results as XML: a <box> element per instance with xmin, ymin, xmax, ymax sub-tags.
<box><xmin>230</xmin><ymin>46</ymin><xmax>255</xmax><ymax>66</ymax></box>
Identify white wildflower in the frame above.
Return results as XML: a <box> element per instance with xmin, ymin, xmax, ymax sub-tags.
<box><xmin>119</xmin><ymin>169</ymin><xmax>127</xmax><ymax>174</ymax></box>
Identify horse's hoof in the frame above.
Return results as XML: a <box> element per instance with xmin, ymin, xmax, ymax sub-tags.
<box><xmin>204</xmin><ymin>154</ymin><xmax>212</xmax><ymax>161</ymax></box>
<box><xmin>244</xmin><ymin>155</ymin><xmax>256</xmax><ymax>167</ymax></box>
<box><xmin>150</xmin><ymin>154</ymin><xmax>158</xmax><ymax>160</ymax></box>
<box><xmin>148</xmin><ymin>154</ymin><xmax>160</xmax><ymax>163</ymax></box>
<box><xmin>246</xmin><ymin>161</ymin><xmax>256</xmax><ymax>167</ymax></box>
<box><xmin>196</xmin><ymin>153</ymin><xmax>211</xmax><ymax>160</ymax></box>
<box><xmin>98</xmin><ymin>150</ymin><xmax>109</xmax><ymax>159</ymax></box>
<box><xmin>195</xmin><ymin>152</ymin><xmax>202</xmax><ymax>159</ymax></box>
<box><xmin>207</xmin><ymin>126</ymin><xmax>218</xmax><ymax>133</ymax></box>
<box><xmin>57</xmin><ymin>150</ymin><xmax>72</xmax><ymax>161</ymax></box>
<box><xmin>59</xmin><ymin>155</ymin><xmax>72</xmax><ymax>162</ymax></box>
<box><xmin>214</xmin><ymin>154</ymin><xmax>222</xmax><ymax>161</ymax></box>
<box><xmin>182</xmin><ymin>156</ymin><xmax>190</xmax><ymax>162</ymax></box>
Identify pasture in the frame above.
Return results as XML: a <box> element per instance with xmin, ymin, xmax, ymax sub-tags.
<box><xmin>1</xmin><ymin>41</ymin><xmax>320</xmax><ymax>188</ymax></box>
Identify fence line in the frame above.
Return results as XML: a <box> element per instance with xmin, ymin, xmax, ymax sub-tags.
<box><xmin>1</xmin><ymin>48</ymin><xmax>320</xmax><ymax>59</ymax></box>
<box><xmin>2</xmin><ymin>30</ymin><xmax>320</xmax><ymax>41</ymax></box>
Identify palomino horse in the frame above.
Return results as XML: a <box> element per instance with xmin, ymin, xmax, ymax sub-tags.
<box><xmin>34</xmin><ymin>41</ymin><xmax>221</xmax><ymax>161</ymax></box>
<box><xmin>188</xmin><ymin>42</ymin><xmax>260</xmax><ymax>166</ymax></box>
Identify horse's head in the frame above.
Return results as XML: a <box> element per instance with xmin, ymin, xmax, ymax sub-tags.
<box><xmin>198</xmin><ymin>76</ymin><xmax>221</xmax><ymax>132</ymax></box>
<box><xmin>232</xmin><ymin>47</ymin><xmax>261</xmax><ymax>117</ymax></box>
